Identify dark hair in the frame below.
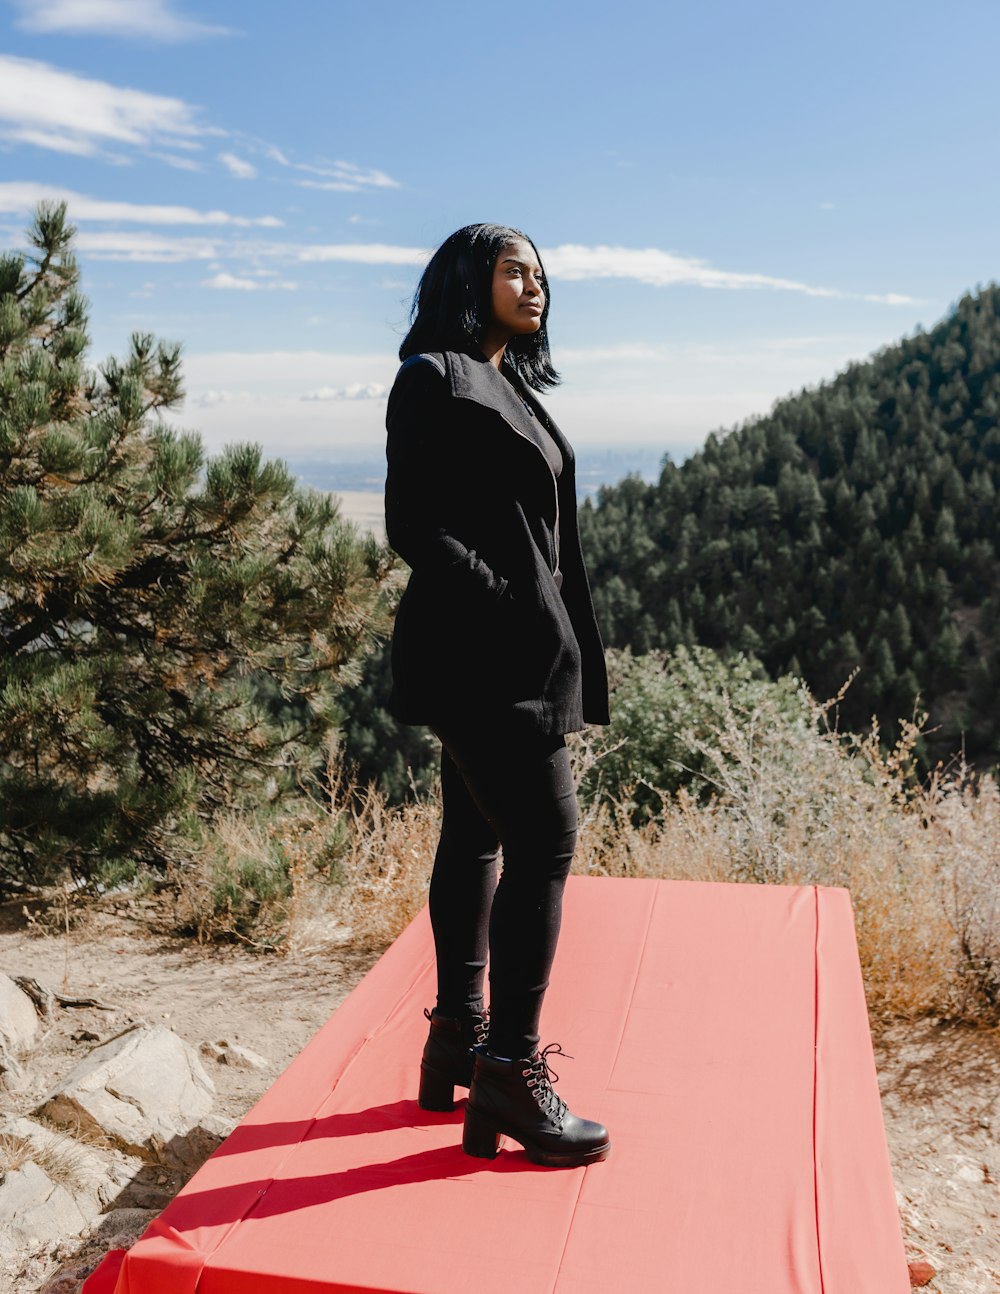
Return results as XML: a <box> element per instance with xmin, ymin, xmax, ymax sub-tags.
<box><xmin>399</xmin><ymin>223</ymin><xmax>560</xmax><ymax>391</ymax></box>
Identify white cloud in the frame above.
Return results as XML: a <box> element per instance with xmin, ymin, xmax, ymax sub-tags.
<box><xmin>301</xmin><ymin>383</ymin><xmax>388</xmax><ymax>401</ymax></box>
<box><xmin>0</xmin><ymin>182</ymin><xmax>282</xmax><ymax>228</ymax></box>
<box><xmin>297</xmin><ymin>176</ymin><xmax>396</xmax><ymax>194</ymax></box>
<box><xmin>76</xmin><ymin>230</ymin><xmax>221</xmax><ymax>261</ymax></box>
<box><xmin>557</xmin><ymin>333</ymin><xmax>895</xmax><ymax>374</ymax></box>
<box><xmin>542</xmin><ymin>243</ymin><xmax>864</xmax><ymax>300</ymax></box>
<box><xmin>296</xmin><ymin>243</ymin><xmax>428</xmax><ymax>266</ymax></box>
<box><xmin>202</xmin><ymin>272</ymin><xmax>297</xmax><ymax>291</ymax></box>
<box><xmin>201</xmin><ymin>273</ymin><xmax>263</xmax><ymax>291</ymax></box>
<box><xmin>0</xmin><ymin>55</ymin><xmax>207</xmax><ymax>157</ymax></box>
<box><xmin>287</xmin><ymin>241</ymin><xmax>917</xmax><ymax>304</ymax></box>
<box><xmin>42</xmin><ymin>219</ymin><xmax>918</xmax><ymax>307</ymax></box>
<box><xmin>543</xmin><ymin>244</ymin><xmax>920</xmax><ymax>304</ymax></box>
<box><xmin>219</xmin><ymin>152</ymin><xmax>256</xmax><ymax>180</ymax></box>
<box><xmin>12</xmin><ymin>0</ymin><xmax>232</xmax><ymax>40</ymax></box>
<box><xmin>191</xmin><ymin>389</ymin><xmax>254</xmax><ymax>408</ymax></box>
<box><xmin>7</xmin><ymin>128</ymin><xmax>95</xmax><ymax>156</ymax></box>
<box><xmin>180</xmin><ymin>349</ymin><xmax>393</xmax><ymax>398</ymax></box>
<box><xmin>164</xmin><ymin>350</ymin><xmax>396</xmax><ymax>454</ymax></box>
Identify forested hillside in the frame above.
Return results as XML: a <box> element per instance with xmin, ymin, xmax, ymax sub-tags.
<box><xmin>580</xmin><ymin>286</ymin><xmax>1000</xmax><ymax>769</ymax></box>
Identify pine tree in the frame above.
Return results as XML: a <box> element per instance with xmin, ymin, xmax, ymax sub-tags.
<box><xmin>0</xmin><ymin>204</ymin><xmax>395</xmax><ymax>886</ymax></box>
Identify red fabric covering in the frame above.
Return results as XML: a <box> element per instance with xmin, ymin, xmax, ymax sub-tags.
<box><xmin>81</xmin><ymin>877</ymin><xmax>909</xmax><ymax>1293</ymax></box>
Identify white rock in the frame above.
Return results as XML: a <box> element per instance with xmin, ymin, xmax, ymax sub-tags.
<box><xmin>0</xmin><ymin>1048</ymin><xmax>28</xmax><ymax>1092</ymax></box>
<box><xmin>35</xmin><ymin>1024</ymin><xmax>215</xmax><ymax>1161</ymax></box>
<box><xmin>0</xmin><ymin>972</ymin><xmax>40</xmax><ymax>1055</ymax></box>
<box><xmin>0</xmin><ymin>1161</ymin><xmax>90</xmax><ymax>1248</ymax></box>
<box><xmin>200</xmin><ymin>1039</ymin><xmax>269</xmax><ymax>1070</ymax></box>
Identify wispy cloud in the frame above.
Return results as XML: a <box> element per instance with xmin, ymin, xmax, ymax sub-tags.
<box><xmin>219</xmin><ymin>151</ymin><xmax>256</xmax><ymax>179</ymax></box>
<box><xmin>557</xmin><ymin>334</ymin><xmax>892</xmax><ymax>367</ymax></box>
<box><xmin>149</xmin><ymin>151</ymin><xmax>204</xmax><ymax>172</ymax></box>
<box><xmin>0</xmin><ymin>55</ymin><xmax>209</xmax><ymax>157</ymax></box>
<box><xmin>44</xmin><ymin>224</ymin><xmax>917</xmax><ymax>306</ymax></box>
<box><xmin>75</xmin><ymin>230</ymin><xmax>221</xmax><ymax>261</ymax></box>
<box><xmin>202</xmin><ymin>272</ymin><xmax>297</xmax><ymax>291</ymax></box>
<box><xmin>199</xmin><ymin>135</ymin><xmax>403</xmax><ymax>196</ymax></box>
<box><xmin>0</xmin><ymin>182</ymin><xmax>281</xmax><ymax>227</ymax></box>
<box><xmin>288</xmin><ymin>241</ymin><xmax>915</xmax><ymax>303</ymax></box>
<box><xmin>541</xmin><ymin>244</ymin><xmax>919</xmax><ymax>304</ymax></box>
<box><xmin>12</xmin><ymin>0</ymin><xmax>232</xmax><ymax>41</ymax></box>
<box><xmin>295</xmin><ymin>243</ymin><xmax>427</xmax><ymax>265</ymax></box>
<box><xmin>268</xmin><ymin>152</ymin><xmax>400</xmax><ymax>193</ymax></box>
<box><xmin>301</xmin><ymin>383</ymin><xmax>388</xmax><ymax>401</ymax></box>
<box><xmin>296</xmin><ymin>174</ymin><xmax>398</xmax><ymax>194</ymax></box>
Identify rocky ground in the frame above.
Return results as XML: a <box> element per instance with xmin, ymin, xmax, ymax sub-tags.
<box><xmin>0</xmin><ymin>895</ymin><xmax>997</xmax><ymax>1293</ymax></box>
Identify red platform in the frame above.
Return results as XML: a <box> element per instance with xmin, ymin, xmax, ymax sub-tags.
<box><xmin>83</xmin><ymin>876</ymin><xmax>909</xmax><ymax>1293</ymax></box>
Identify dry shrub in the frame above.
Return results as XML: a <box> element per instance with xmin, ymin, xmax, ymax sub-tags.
<box><xmin>168</xmin><ymin>747</ymin><xmax>441</xmax><ymax>955</ymax></box>
<box><xmin>571</xmin><ymin>691</ymin><xmax>999</xmax><ymax>1024</ymax></box>
<box><xmin>169</xmin><ymin>811</ymin><xmax>296</xmax><ymax>950</ymax></box>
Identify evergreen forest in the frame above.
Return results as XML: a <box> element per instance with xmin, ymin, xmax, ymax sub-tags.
<box><xmin>578</xmin><ymin>287</ymin><xmax>1000</xmax><ymax>772</ymax></box>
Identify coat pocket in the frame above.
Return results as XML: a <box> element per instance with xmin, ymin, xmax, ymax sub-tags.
<box><xmin>500</xmin><ymin>573</ymin><xmax>580</xmax><ymax>706</ymax></box>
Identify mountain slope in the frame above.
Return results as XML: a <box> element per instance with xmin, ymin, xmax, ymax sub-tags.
<box><xmin>580</xmin><ymin>284</ymin><xmax>1000</xmax><ymax>767</ymax></box>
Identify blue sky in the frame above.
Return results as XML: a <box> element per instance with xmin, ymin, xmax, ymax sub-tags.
<box><xmin>1</xmin><ymin>0</ymin><xmax>998</xmax><ymax>467</ymax></box>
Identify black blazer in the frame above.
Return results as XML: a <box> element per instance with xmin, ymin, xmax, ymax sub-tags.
<box><xmin>383</xmin><ymin>345</ymin><xmax>610</xmax><ymax>736</ymax></box>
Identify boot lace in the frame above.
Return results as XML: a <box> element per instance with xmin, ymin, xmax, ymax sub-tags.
<box><xmin>472</xmin><ymin>1011</ymin><xmax>490</xmax><ymax>1046</ymax></box>
<box><xmin>522</xmin><ymin>1042</ymin><xmax>571</xmax><ymax>1123</ymax></box>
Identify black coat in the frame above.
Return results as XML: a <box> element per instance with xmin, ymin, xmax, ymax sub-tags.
<box><xmin>383</xmin><ymin>346</ymin><xmax>610</xmax><ymax>736</ymax></box>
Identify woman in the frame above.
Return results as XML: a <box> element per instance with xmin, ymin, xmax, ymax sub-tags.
<box><xmin>384</xmin><ymin>223</ymin><xmax>611</xmax><ymax>1168</ymax></box>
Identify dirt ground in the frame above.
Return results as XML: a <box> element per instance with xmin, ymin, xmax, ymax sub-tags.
<box><xmin>1</xmin><ymin>897</ymin><xmax>998</xmax><ymax>1293</ymax></box>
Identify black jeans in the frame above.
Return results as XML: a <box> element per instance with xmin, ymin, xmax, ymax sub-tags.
<box><xmin>428</xmin><ymin>720</ymin><xmax>578</xmax><ymax>1060</ymax></box>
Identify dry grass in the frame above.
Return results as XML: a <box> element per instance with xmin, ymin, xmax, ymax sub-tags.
<box><xmin>0</xmin><ymin>1128</ymin><xmax>91</xmax><ymax>1192</ymax></box>
<box><xmin>167</xmin><ymin>695</ymin><xmax>1000</xmax><ymax>1026</ymax></box>
<box><xmin>570</xmin><ymin>695</ymin><xmax>1000</xmax><ymax>1024</ymax></box>
<box><xmin>168</xmin><ymin>748</ymin><xmax>443</xmax><ymax>956</ymax></box>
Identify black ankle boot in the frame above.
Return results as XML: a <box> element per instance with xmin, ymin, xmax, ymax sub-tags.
<box><xmin>418</xmin><ymin>1007</ymin><xmax>490</xmax><ymax>1111</ymax></box>
<box><xmin>462</xmin><ymin>1043</ymin><xmax>611</xmax><ymax>1167</ymax></box>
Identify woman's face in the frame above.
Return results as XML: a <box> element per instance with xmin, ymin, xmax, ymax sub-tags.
<box><xmin>488</xmin><ymin>238</ymin><xmax>546</xmax><ymax>339</ymax></box>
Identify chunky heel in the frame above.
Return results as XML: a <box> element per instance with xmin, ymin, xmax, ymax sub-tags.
<box><xmin>462</xmin><ymin>1103</ymin><xmax>504</xmax><ymax>1158</ymax></box>
<box><xmin>418</xmin><ymin>1063</ymin><xmax>455</xmax><ymax>1112</ymax></box>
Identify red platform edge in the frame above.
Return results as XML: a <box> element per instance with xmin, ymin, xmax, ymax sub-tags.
<box><xmin>81</xmin><ymin>877</ymin><xmax>910</xmax><ymax>1294</ymax></box>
